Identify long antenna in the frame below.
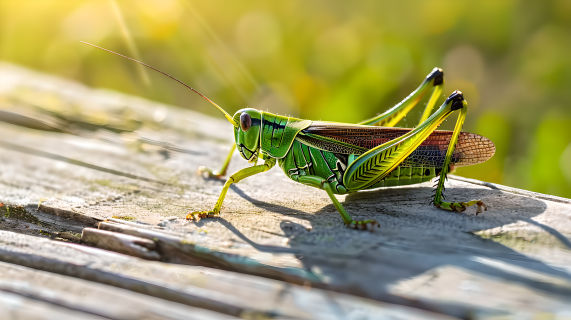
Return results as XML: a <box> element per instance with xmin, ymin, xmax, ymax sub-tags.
<box><xmin>80</xmin><ymin>41</ymin><xmax>238</xmax><ymax>127</ymax></box>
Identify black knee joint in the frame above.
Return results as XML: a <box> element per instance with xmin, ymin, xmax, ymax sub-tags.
<box><xmin>427</xmin><ymin>67</ymin><xmax>444</xmax><ymax>86</ymax></box>
<box><xmin>445</xmin><ymin>90</ymin><xmax>465</xmax><ymax>110</ymax></box>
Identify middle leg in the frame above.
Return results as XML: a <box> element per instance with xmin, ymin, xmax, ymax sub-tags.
<box><xmin>297</xmin><ymin>175</ymin><xmax>379</xmax><ymax>230</ymax></box>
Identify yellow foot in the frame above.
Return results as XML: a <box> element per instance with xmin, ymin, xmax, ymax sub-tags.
<box><xmin>347</xmin><ymin>219</ymin><xmax>380</xmax><ymax>231</ymax></box>
<box><xmin>197</xmin><ymin>166</ymin><xmax>225</xmax><ymax>179</ymax></box>
<box><xmin>435</xmin><ymin>200</ymin><xmax>487</xmax><ymax>215</ymax></box>
<box><xmin>185</xmin><ymin>210</ymin><xmax>218</xmax><ymax>222</ymax></box>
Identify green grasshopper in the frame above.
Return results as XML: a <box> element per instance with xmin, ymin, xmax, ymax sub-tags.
<box><xmin>84</xmin><ymin>43</ymin><xmax>495</xmax><ymax>230</ymax></box>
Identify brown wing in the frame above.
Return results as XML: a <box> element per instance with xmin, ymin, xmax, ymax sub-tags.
<box><xmin>303</xmin><ymin>121</ymin><xmax>495</xmax><ymax>167</ymax></box>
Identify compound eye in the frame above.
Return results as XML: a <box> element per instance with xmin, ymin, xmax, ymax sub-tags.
<box><xmin>240</xmin><ymin>112</ymin><xmax>252</xmax><ymax>132</ymax></box>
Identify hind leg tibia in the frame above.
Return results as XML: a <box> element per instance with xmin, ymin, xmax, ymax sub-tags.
<box><xmin>431</xmin><ymin>97</ymin><xmax>487</xmax><ymax>214</ymax></box>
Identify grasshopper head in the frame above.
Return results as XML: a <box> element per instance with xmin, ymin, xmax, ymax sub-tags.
<box><xmin>233</xmin><ymin>108</ymin><xmax>261</xmax><ymax>163</ymax></box>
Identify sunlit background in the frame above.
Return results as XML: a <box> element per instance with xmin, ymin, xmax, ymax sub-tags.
<box><xmin>1</xmin><ymin>0</ymin><xmax>570</xmax><ymax>197</ymax></box>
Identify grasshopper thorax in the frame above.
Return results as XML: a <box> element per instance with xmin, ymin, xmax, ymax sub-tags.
<box><xmin>233</xmin><ymin>108</ymin><xmax>262</xmax><ymax>163</ymax></box>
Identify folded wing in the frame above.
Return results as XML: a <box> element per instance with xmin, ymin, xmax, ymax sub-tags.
<box><xmin>300</xmin><ymin>122</ymin><xmax>495</xmax><ymax>167</ymax></box>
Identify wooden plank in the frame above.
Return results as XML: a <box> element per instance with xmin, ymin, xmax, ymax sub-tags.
<box><xmin>0</xmin><ymin>261</ymin><xmax>237</xmax><ymax>320</ymax></box>
<box><xmin>81</xmin><ymin>227</ymin><xmax>160</xmax><ymax>260</ymax></box>
<box><xmin>3</xmin><ymin>63</ymin><xmax>571</xmax><ymax>318</ymax></box>
<box><xmin>0</xmin><ymin>230</ymin><xmax>450</xmax><ymax>320</ymax></box>
<box><xmin>95</xmin><ymin>220</ymin><xmax>320</xmax><ymax>283</ymax></box>
<box><xmin>450</xmin><ymin>174</ymin><xmax>571</xmax><ymax>204</ymax></box>
<box><xmin>0</xmin><ymin>291</ymin><xmax>106</xmax><ymax>320</ymax></box>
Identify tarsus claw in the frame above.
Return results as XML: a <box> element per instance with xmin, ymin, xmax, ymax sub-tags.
<box><xmin>197</xmin><ymin>166</ymin><xmax>224</xmax><ymax>179</ymax></box>
<box><xmin>435</xmin><ymin>199</ymin><xmax>487</xmax><ymax>215</ymax></box>
<box><xmin>186</xmin><ymin>211</ymin><xmax>217</xmax><ymax>222</ymax></box>
<box><xmin>348</xmin><ymin>219</ymin><xmax>380</xmax><ymax>231</ymax></box>
<box><xmin>475</xmin><ymin>201</ymin><xmax>487</xmax><ymax>215</ymax></box>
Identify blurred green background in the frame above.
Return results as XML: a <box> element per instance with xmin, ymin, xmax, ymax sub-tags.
<box><xmin>1</xmin><ymin>0</ymin><xmax>570</xmax><ymax>197</ymax></box>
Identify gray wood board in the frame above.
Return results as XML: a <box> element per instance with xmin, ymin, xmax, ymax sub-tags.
<box><xmin>0</xmin><ymin>260</ymin><xmax>236</xmax><ymax>320</ymax></box>
<box><xmin>0</xmin><ymin>230</ymin><xmax>450</xmax><ymax>320</ymax></box>
<box><xmin>2</xmin><ymin>63</ymin><xmax>571</xmax><ymax>319</ymax></box>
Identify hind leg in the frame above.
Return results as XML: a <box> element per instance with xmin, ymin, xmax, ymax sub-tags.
<box><xmin>358</xmin><ymin>68</ymin><xmax>444</xmax><ymax>127</ymax></box>
<box><xmin>432</xmin><ymin>105</ymin><xmax>487</xmax><ymax>214</ymax></box>
<box><xmin>348</xmin><ymin>91</ymin><xmax>487</xmax><ymax>214</ymax></box>
<box><xmin>345</xmin><ymin>91</ymin><xmax>465</xmax><ymax>191</ymax></box>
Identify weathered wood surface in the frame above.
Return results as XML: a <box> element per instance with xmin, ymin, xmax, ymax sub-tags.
<box><xmin>0</xmin><ymin>260</ymin><xmax>236</xmax><ymax>320</ymax></box>
<box><xmin>2</xmin><ymin>63</ymin><xmax>571</xmax><ymax>319</ymax></box>
<box><xmin>81</xmin><ymin>227</ymin><xmax>161</xmax><ymax>260</ymax></box>
<box><xmin>0</xmin><ymin>230</ymin><xmax>448</xmax><ymax>320</ymax></box>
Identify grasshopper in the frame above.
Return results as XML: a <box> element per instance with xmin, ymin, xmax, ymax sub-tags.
<box><xmin>84</xmin><ymin>43</ymin><xmax>495</xmax><ymax>230</ymax></box>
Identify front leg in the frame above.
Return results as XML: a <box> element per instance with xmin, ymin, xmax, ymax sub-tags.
<box><xmin>198</xmin><ymin>143</ymin><xmax>235</xmax><ymax>179</ymax></box>
<box><xmin>187</xmin><ymin>157</ymin><xmax>276</xmax><ymax>221</ymax></box>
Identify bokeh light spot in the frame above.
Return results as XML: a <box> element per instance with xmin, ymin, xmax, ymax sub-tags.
<box><xmin>235</xmin><ymin>12</ymin><xmax>281</xmax><ymax>59</ymax></box>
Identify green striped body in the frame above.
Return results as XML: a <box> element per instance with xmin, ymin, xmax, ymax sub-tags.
<box><xmin>254</xmin><ymin>110</ymin><xmax>444</xmax><ymax>195</ymax></box>
<box><xmin>277</xmin><ymin>140</ymin><xmax>439</xmax><ymax>195</ymax></box>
